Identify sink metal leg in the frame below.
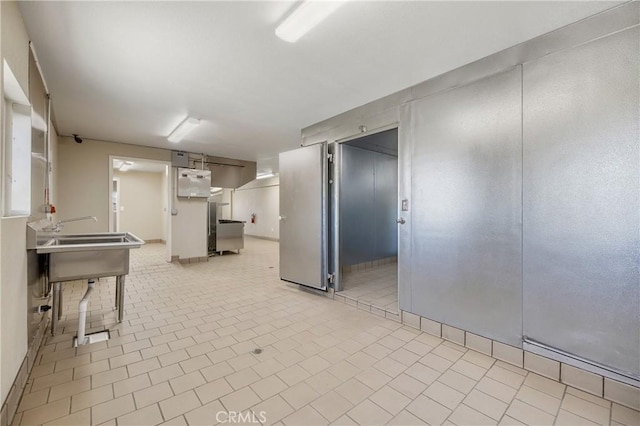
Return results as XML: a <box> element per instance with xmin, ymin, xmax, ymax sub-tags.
<box><xmin>58</xmin><ymin>285</ymin><xmax>63</xmax><ymax>320</ymax></box>
<box><xmin>116</xmin><ymin>275</ymin><xmax>126</xmax><ymax>322</ymax></box>
<box><xmin>115</xmin><ymin>279</ymin><xmax>119</xmax><ymax>309</ymax></box>
<box><xmin>52</xmin><ymin>282</ymin><xmax>61</xmax><ymax>335</ymax></box>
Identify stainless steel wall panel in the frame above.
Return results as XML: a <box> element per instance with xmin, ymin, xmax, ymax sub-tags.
<box><xmin>339</xmin><ymin>141</ymin><xmax>398</xmax><ymax>267</ymax></box>
<box><xmin>279</xmin><ymin>144</ymin><xmax>328</xmax><ymax>290</ymax></box>
<box><xmin>522</xmin><ymin>28</ymin><xmax>640</xmax><ymax>379</ymax></box>
<box><xmin>329</xmin><ymin>142</ymin><xmax>338</xmax><ymax>289</ymax></box>
<box><xmin>294</xmin><ymin>0</ymin><xmax>639</xmax><ymax>380</ymax></box>
<box><xmin>398</xmin><ymin>105</ymin><xmax>412</xmax><ymax>312</ymax></box>
<box><xmin>340</xmin><ymin>145</ymin><xmax>376</xmax><ymax>266</ymax></box>
<box><xmin>302</xmin><ymin>92</ymin><xmax>407</xmax><ymax>146</ymax></box>
<box><xmin>410</xmin><ymin>68</ymin><xmax>523</xmax><ymax>346</ymax></box>
<box><xmin>374</xmin><ymin>152</ymin><xmax>398</xmax><ymax>259</ymax></box>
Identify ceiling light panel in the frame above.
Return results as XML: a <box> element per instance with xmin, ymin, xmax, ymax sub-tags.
<box><xmin>168</xmin><ymin>117</ymin><xmax>200</xmax><ymax>143</ymax></box>
<box><xmin>256</xmin><ymin>172</ymin><xmax>276</xmax><ymax>180</ymax></box>
<box><xmin>276</xmin><ymin>0</ymin><xmax>348</xmax><ymax>43</ymax></box>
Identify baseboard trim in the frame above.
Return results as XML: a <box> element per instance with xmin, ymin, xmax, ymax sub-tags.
<box><xmin>176</xmin><ymin>256</ymin><xmax>208</xmax><ymax>264</ymax></box>
<box><xmin>342</xmin><ymin>256</ymin><xmax>397</xmax><ymax>273</ymax></box>
<box><xmin>245</xmin><ymin>235</ymin><xmax>279</xmax><ymax>242</ymax></box>
<box><xmin>322</xmin><ymin>288</ymin><xmax>640</xmax><ymax>411</ymax></box>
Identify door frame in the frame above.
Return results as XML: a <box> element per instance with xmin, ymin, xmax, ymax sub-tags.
<box><xmin>112</xmin><ymin>176</ymin><xmax>120</xmax><ymax>232</ymax></box>
<box><xmin>330</xmin><ymin>124</ymin><xmax>400</xmax><ymax>298</ymax></box>
<box><xmin>108</xmin><ymin>155</ymin><xmax>173</xmax><ymax>262</ymax></box>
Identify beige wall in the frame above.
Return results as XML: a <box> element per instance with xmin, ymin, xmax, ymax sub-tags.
<box><xmin>1</xmin><ymin>1</ymin><xmax>28</xmax><ymax>96</ymax></box>
<box><xmin>57</xmin><ymin>137</ymin><xmax>206</xmax><ymax>260</ymax></box>
<box><xmin>0</xmin><ymin>0</ymin><xmax>30</xmax><ymax>406</ymax></box>
<box><xmin>160</xmin><ymin>166</ymin><xmax>168</xmax><ymax>244</ymax></box>
<box><xmin>113</xmin><ymin>170</ymin><xmax>165</xmax><ymax>241</ymax></box>
<box><xmin>57</xmin><ymin>137</ymin><xmax>170</xmax><ymax>233</ymax></box>
<box><xmin>232</xmin><ymin>176</ymin><xmax>279</xmax><ymax>240</ymax></box>
<box><xmin>0</xmin><ymin>1</ymin><xmax>4</xmax><ymax>406</ymax></box>
<box><xmin>0</xmin><ymin>217</ymin><xmax>28</xmax><ymax>403</ymax></box>
<box><xmin>49</xmin><ymin>125</ymin><xmax>59</xmax><ymax>221</ymax></box>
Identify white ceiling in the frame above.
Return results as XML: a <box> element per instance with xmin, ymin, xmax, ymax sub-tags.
<box><xmin>19</xmin><ymin>1</ymin><xmax>618</xmax><ymax>164</ymax></box>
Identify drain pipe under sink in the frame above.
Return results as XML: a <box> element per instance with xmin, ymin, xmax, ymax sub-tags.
<box><xmin>74</xmin><ymin>279</ymin><xmax>110</xmax><ymax>347</ymax></box>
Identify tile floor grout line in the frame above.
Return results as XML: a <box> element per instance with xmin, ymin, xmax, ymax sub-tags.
<box><xmin>15</xmin><ymin>242</ymin><xmax>637</xmax><ymax>426</ymax></box>
<box><xmin>444</xmin><ymin>346</ymin><xmax>499</xmax><ymax>424</ymax></box>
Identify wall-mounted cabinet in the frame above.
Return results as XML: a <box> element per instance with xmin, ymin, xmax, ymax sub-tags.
<box><xmin>177</xmin><ymin>168</ymin><xmax>210</xmax><ymax>198</ymax></box>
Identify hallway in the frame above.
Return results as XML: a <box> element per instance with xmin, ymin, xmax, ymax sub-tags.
<box><xmin>12</xmin><ymin>239</ymin><xmax>639</xmax><ymax>425</ymax></box>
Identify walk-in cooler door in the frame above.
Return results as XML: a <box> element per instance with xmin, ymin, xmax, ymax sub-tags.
<box><xmin>279</xmin><ymin>143</ymin><xmax>328</xmax><ymax>290</ymax></box>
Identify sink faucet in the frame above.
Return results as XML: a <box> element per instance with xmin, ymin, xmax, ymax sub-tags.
<box><xmin>44</xmin><ymin>216</ymin><xmax>97</xmax><ymax>232</ymax></box>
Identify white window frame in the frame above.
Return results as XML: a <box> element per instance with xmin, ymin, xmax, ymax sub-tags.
<box><xmin>2</xmin><ymin>60</ymin><xmax>31</xmax><ymax>217</ymax></box>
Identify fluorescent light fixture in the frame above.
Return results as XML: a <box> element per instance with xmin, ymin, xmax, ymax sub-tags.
<box><xmin>275</xmin><ymin>0</ymin><xmax>348</xmax><ymax>43</ymax></box>
<box><xmin>168</xmin><ymin>117</ymin><xmax>200</xmax><ymax>143</ymax></box>
<box><xmin>119</xmin><ymin>161</ymin><xmax>134</xmax><ymax>172</ymax></box>
<box><xmin>256</xmin><ymin>172</ymin><xmax>275</xmax><ymax>180</ymax></box>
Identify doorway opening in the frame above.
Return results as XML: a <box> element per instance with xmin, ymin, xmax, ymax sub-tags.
<box><xmin>335</xmin><ymin>128</ymin><xmax>399</xmax><ymax>313</ymax></box>
<box><xmin>109</xmin><ymin>156</ymin><xmax>172</xmax><ymax>262</ymax></box>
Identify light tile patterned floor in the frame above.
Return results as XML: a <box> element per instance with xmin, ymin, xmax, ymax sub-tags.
<box><xmin>13</xmin><ymin>239</ymin><xmax>640</xmax><ymax>426</ymax></box>
<box><xmin>339</xmin><ymin>264</ymin><xmax>398</xmax><ymax>313</ymax></box>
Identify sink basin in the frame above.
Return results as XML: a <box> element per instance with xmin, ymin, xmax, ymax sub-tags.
<box><xmin>35</xmin><ymin>232</ymin><xmax>144</xmax><ymax>282</ymax></box>
<box><xmin>25</xmin><ymin>226</ymin><xmax>146</xmax><ymax>336</ymax></box>
<box><xmin>37</xmin><ymin>232</ymin><xmax>144</xmax><ymax>254</ymax></box>
<box><xmin>52</xmin><ymin>236</ymin><xmax>127</xmax><ymax>245</ymax></box>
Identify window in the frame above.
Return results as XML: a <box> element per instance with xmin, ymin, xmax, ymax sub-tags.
<box><xmin>3</xmin><ymin>60</ymin><xmax>31</xmax><ymax>216</ymax></box>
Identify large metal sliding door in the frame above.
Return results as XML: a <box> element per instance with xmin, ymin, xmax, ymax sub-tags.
<box><xmin>522</xmin><ymin>28</ymin><xmax>640</xmax><ymax>380</ymax></box>
<box><xmin>410</xmin><ymin>68</ymin><xmax>523</xmax><ymax>346</ymax></box>
<box><xmin>279</xmin><ymin>144</ymin><xmax>328</xmax><ymax>290</ymax></box>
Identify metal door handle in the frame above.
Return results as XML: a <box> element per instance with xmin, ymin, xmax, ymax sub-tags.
<box><xmin>397</xmin><ymin>218</ymin><xmax>406</xmax><ymax>224</ymax></box>
<box><xmin>279</xmin><ymin>215</ymin><xmax>285</xmax><ymax>221</ymax></box>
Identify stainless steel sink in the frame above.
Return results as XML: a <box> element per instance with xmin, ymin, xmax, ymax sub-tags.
<box><xmin>37</xmin><ymin>232</ymin><xmax>144</xmax><ymax>254</ymax></box>
<box><xmin>49</xmin><ymin>236</ymin><xmax>127</xmax><ymax>245</ymax></box>
<box><xmin>36</xmin><ymin>232</ymin><xmax>144</xmax><ymax>282</ymax></box>
<box><xmin>31</xmin><ymin>231</ymin><xmax>145</xmax><ymax>337</ymax></box>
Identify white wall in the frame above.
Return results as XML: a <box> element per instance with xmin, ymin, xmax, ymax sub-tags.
<box><xmin>220</xmin><ymin>189</ymin><xmax>232</xmax><ymax>219</ymax></box>
<box><xmin>0</xmin><ymin>0</ymin><xmax>30</xmax><ymax>405</ymax></box>
<box><xmin>114</xmin><ymin>170</ymin><xmax>164</xmax><ymax>241</ymax></box>
<box><xmin>232</xmin><ymin>176</ymin><xmax>279</xmax><ymax>240</ymax></box>
<box><xmin>160</xmin><ymin>166</ymin><xmax>168</xmax><ymax>243</ymax></box>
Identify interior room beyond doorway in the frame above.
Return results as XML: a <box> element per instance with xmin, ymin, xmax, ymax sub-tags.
<box><xmin>110</xmin><ymin>156</ymin><xmax>171</xmax><ymax>261</ymax></box>
<box><xmin>337</xmin><ymin>128</ymin><xmax>399</xmax><ymax>313</ymax></box>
